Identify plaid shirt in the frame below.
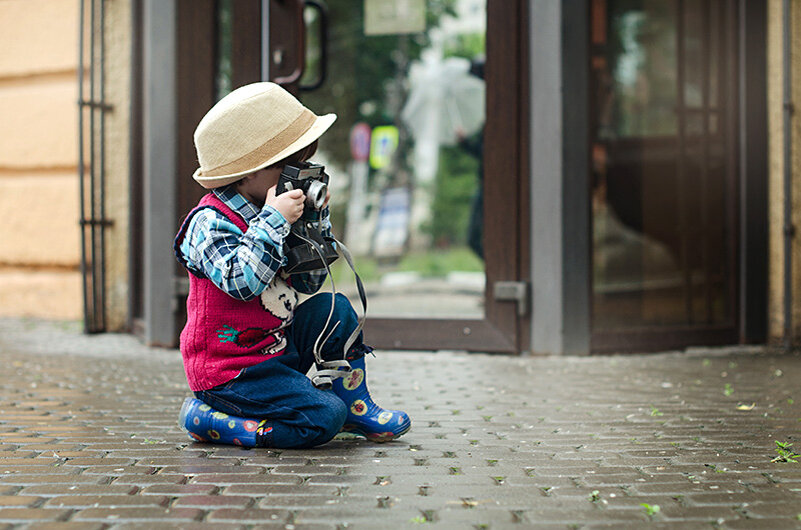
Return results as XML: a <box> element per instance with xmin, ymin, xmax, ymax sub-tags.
<box><xmin>178</xmin><ymin>185</ymin><xmax>330</xmax><ymax>300</ymax></box>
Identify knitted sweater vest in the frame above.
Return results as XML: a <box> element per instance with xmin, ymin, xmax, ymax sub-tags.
<box><xmin>175</xmin><ymin>193</ymin><xmax>296</xmax><ymax>391</ymax></box>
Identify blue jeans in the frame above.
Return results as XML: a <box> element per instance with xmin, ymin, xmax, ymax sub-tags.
<box><xmin>195</xmin><ymin>293</ymin><xmax>364</xmax><ymax>449</ymax></box>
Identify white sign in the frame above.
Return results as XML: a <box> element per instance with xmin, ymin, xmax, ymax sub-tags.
<box><xmin>364</xmin><ymin>0</ymin><xmax>426</xmax><ymax>36</ymax></box>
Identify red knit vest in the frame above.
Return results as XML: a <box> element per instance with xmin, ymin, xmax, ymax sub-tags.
<box><xmin>175</xmin><ymin>193</ymin><xmax>295</xmax><ymax>391</ymax></box>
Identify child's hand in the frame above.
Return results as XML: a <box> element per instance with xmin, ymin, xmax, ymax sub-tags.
<box><xmin>266</xmin><ymin>185</ymin><xmax>305</xmax><ymax>224</ymax></box>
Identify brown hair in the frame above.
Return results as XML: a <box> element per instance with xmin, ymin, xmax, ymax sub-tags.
<box><xmin>267</xmin><ymin>140</ymin><xmax>319</xmax><ymax>169</ymax></box>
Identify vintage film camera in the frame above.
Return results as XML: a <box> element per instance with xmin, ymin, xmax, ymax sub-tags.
<box><xmin>276</xmin><ymin>162</ymin><xmax>339</xmax><ymax>274</ymax></box>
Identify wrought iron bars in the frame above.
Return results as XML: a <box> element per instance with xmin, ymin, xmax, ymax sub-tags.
<box><xmin>78</xmin><ymin>0</ymin><xmax>113</xmax><ymax>333</ymax></box>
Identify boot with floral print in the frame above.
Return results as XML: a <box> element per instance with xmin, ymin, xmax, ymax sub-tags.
<box><xmin>331</xmin><ymin>356</ymin><xmax>411</xmax><ymax>442</ymax></box>
<box><xmin>178</xmin><ymin>397</ymin><xmax>272</xmax><ymax>447</ymax></box>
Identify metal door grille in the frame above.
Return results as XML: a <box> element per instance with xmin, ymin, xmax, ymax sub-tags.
<box><xmin>78</xmin><ymin>0</ymin><xmax>113</xmax><ymax>333</ymax></box>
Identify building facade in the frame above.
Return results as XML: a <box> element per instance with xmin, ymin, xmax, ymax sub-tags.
<box><xmin>0</xmin><ymin>0</ymin><xmax>83</xmax><ymax>321</ymax></box>
<box><xmin>2</xmin><ymin>0</ymin><xmax>800</xmax><ymax>355</ymax></box>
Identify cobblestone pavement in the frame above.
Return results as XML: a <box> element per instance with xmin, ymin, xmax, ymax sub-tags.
<box><xmin>0</xmin><ymin>318</ymin><xmax>800</xmax><ymax>529</ymax></box>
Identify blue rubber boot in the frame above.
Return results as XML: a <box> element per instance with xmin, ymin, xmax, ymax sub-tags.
<box><xmin>331</xmin><ymin>356</ymin><xmax>411</xmax><ymax>442</ymax></box>
<box><xmin>178</xmin><ymin>397</ymin><xmax>271</xmax><ymax>447</ymax></box>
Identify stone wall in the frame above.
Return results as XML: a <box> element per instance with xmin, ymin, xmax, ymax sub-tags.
<box><xmin>0</xmin><ymin>0</ymin><xmax>82</xmax><ymax>320</ymax></box>
<box><xmin>767</xmin><ymin>0</ymin><xmax>801</xmax><ymax>344</ymax></box>
<box><xmin>102</xmin><ymin>0</ymin><xmax>132</xmax><ymax>331</ymax></box>
<box><xmin>0</xmin><ymin>0</ymin><xmax>130</xmax><ymax>329</ymax></box>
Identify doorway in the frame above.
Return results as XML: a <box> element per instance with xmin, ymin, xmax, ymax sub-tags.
<box><xmin>170</xmin><ymin>0</ymin><xmax>530</xmax><ymax>353</ymax></box>
<box><xmin>589</xmin><ymin>0</ymin><xmax>741</xmax><ymax>351</ymax></box>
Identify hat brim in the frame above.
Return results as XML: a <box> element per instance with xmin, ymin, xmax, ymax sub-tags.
<box><xmin>192</xmin><ymin>113</ymin><xmax>337</xmax><ymax>189</ymax></box>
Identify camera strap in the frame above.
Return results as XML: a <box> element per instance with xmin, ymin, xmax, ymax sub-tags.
<box><xmin>334</xmin><ymin>238</ymin><xmax>367</xmax><ymax>356</ymax></box>
<box><xmin>291</xmin><ymin>225</ymin><xmax>368</xmax><ymax>389</ymax></box>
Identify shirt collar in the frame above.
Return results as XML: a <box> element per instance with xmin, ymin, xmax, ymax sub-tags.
<box><xmin>213</xmin><ymin>185</ymin><xmax>261</xmax><ymax>224</ymax></box>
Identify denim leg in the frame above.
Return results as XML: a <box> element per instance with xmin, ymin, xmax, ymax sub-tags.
<box><xmin>289</xmin><ymin>293</ymin><xmax>365</xmax><ymax>374</ymax></box>
<box><xmin>196</xmin><ymin>352</ymin><xmax>347</xmax><ymax>449</ymax></box>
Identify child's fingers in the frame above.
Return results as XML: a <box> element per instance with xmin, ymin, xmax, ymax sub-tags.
<box><xmin>283</xmin><ymin>189</ymin><xmax>304</xmax><ymax>199</ymax></box>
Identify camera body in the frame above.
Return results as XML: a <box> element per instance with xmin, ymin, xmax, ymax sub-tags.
<box><xmin>276</xmin><ymin>162</ymin><xmax>329</xmax><ymax>221</ymax></box>
<box><xmin>276</xmin><ymin>161</ymin><xmax>338</xmax><ymax>274</ymax></box>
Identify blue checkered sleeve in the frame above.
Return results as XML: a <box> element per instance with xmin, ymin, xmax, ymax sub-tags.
<box><xmin>179</xmin><ymin>205</ymin><xmax>291</xmax><ymax>301</ymax></box>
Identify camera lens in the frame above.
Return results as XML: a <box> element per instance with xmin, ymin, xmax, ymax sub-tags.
<box><xmin>305</xmin><ymin>180</ymin><xmax>327</xmax><ymax>210</ymax></box>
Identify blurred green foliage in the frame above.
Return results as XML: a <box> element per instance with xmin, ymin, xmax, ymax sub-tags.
<box><xmin>301</xmin><ymin>0</ymin><xmax>459</xmax><ymax>169</ymax></box>
<box><xmin>424</xmin><ymin>145</ymin><xmax>480</xmax><ymax>246</ymax></box>
<box><xmin>331</xmin><ymin>246</ymin><xmax>483</xmax><ymax>284</ymax></box>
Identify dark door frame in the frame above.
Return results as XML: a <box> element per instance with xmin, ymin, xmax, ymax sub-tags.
<box><xmin>365</xmin><ymin>0</ymin><xmax>530</xmax><ymax>353</ymax></box>
<box><xmin>587</xmin><ymin>0</ymin><xmax>767</xmax><ymax>353</ymax></box>
<box><xmin>526</xmin><ymin>0</ymin><xmax>766</xmax><ymax>355</ymax></box>
<box><xmin>267</xmin><ymin>0</ymin><xmax>531</xmax><ymax>353</ymax></box>
<box><xmin>529</xmin><ymin>0</ymin><xmax>592</xmax><ymax>355</ymax></box>
<box><xmin>589</xmin><ymin>0</ymin><xmax>742</xmax><ymax>353</ymax></box>
<box><xmin>135</xmin><ymin>0</ymin><xmax>531</xmax><ymax>353</ymax></box>
<box><xmin>135</xmin><ymin>0</ymin><xmax>765</xmax><ymax>355</ymax></box>
<box><xmin>737</xmin><ymin>0</ymin><xmax>768</xmax><ymax>346</ymax></box>
<box><xmin>265</xmin><ymin>0</ymin><xmax>531</xmax><ymax>353</ymax></box>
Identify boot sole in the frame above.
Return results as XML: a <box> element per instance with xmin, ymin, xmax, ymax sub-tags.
<box><xmin>342</xmin><ymin>422</ymin><xmax>411</xmax><ymax>443</ymax></box>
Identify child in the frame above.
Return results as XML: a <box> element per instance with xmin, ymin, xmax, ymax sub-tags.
<box><xmin>174</xmin><ymin>82</ymin><xmax>410</xmax><ymax>448</ymax></box>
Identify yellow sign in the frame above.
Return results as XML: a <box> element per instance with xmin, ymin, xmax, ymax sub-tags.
<box><xmin>369</xmin><ymin>126</ymin><xmax>399</xmax><ymax>169</ymax></box>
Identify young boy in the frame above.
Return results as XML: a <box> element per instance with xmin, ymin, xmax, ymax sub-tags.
<box><xmin>175</xmin><ymin>82</ymin><xmax>410</xmax><ymax>448</ymax></box>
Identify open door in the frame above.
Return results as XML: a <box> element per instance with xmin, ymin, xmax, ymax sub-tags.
<box><xmin>589</xmin><ymin>0</ymin><xmax>741</xmax><ymax>352</ymax></box>
<box><xmin>172</xmin><ymin>0</ymin><xmax>529</xmax><ymax>353</ymax></box>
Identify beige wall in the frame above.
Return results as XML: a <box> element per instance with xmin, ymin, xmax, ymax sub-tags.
<box><xmin>0</xmin><ymin>0</ymin><xmax>82</xmax><ymax>319</ymax></box>
<box><xmin>0</xmin><ymin>0</ymin><xmax>131</xmax><ymax>328</ymax></box>
<box><xmin>103</xmin><ymin>0</ymin><xmax>132</xmax><ymax>331</ymax></box>
<box><xmin>767</xmin><ymin>0</ymin><xmax>801</xmax><ymax>344</ymax></box>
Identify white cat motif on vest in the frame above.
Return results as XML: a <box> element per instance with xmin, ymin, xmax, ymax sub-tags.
<box><xmin>258</xmin><ymin>274</ymin><xmax>298</xmax><ymax>355</ymax></box>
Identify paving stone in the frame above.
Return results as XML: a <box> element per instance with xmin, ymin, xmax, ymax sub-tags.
<box><xmin>137</xmin><ymin>457</ymin><xmax>241</xmax><ymax>467</ymax></box>
<box><xmin>0</xmin><ymin>496</ymin><xmax>43</xmax><ymax>507</ymax></box>
<box><xmin>0</xmin><ymin>508</ymin><xmax>72</xmax><ymax>522</ymax></box>
<box><xmin>256</xmin><ymin>494</ymin><xmax>357</xmax><ymax>509</ymax></box>
<box><xmin>2</xmin><ymin>322</ymin><xmax>801</xmax><ymax>527</ymax></box>
<box><xmin>0</xmin><ymin>475</ymin><xmax>106</xmax><ymax>486</ymax></box>
<box><xmin>19</xmin><ymin>485</ymin><xmax>139</xmax><ymax>497</ymax></box>
<box><xmin>44</xmin><ymin>495</ymin><xmax>170</xmax><ymax>508</ymax></box>
<box><xmin>0</xmin><ymin>459</ymin><xmax>58</xmax><ymax>469</ymax></box>
<box><xmin>72</xmin><ymin>506</ymin><xmax>203</xmax><ymax>522</ymax></box>
<box><xmin>173</xmin><ymin>495</ymin><xmax>254</xmax><ymax>509</ymax></box>
<box><xmin>739</xmin><ymin>501</ymin><xmax>801</xmax><ymax>518</ymax></box>
<box><xmin>25</xmin><ymin>523</ymin><xmax>107</xmax><ymax>530</ymax></box>
<box><xmin>111</xmin><ymin>524</ymin><xmax>245</xmax><ymax>530</ymax></box>
<box><xmin>206</xmin><ymin>507</ymin><xmax>289</xmax><ymax>522</ymax></box>
<box><xmin>222</xmin><ymin>484</ymin><xmax>337</xmax><ymax>496</ymax></box>
<box><xmin>189</xmin><ymin>473</ymin><xmax>301</xmax><ymax>486</ymax></box>
<box><xmin>80</xmin><ymin>465</ymin><xmax>158</xmax><ymax>476</ymax></box>
<box><xmin>158</xmin><ymin>465</ymin><xmax>267</xmax><ymax>475</ymax></box>
<box><xmin>140</xmin><ymin>484</ymin><xmax>219</xmax><ymax>496</ymax></box>
<box><xmin>723</xmin><ymin>519</ymin><xmax>801</xmax><ymax>530</ymax></box>
<box><xmin>251</xmin><ymin>524</ymin><xmax>333</xmax><ymax>530</ymax></box>
<box><xmin>109</xmin><ymin>474</ymin><xmax>189</xmax><ymax>485</ymax></box>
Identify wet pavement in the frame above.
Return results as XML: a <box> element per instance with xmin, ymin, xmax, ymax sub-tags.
<box><xmin>0</xmin><ymin>318</ymin><xmax>800</xmax><ymax>529</ymax></box>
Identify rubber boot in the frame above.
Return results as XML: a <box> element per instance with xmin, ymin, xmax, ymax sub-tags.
<box><xmin>178</xmin><ymin>397</ymin><xmax>271</xmax><ymax>447</ymax></box>
<box><xmin>331</xmin><ymin>356</ymin><xmax>411</xmax><ymax>442</ymax></box>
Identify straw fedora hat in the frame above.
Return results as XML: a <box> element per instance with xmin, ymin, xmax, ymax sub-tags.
<box><xmin>192</xmin><ymin>82</ymin><xmax>337</xmax><ymax>189</ymax></box>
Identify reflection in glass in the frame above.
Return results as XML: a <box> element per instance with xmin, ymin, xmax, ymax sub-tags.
<box><xmin>215</xmin><ymin>0</ymin><xmax>233</xmax><ymax>101</ymax></box>
<box><xmin>300</xmin><ymin>0</ymin><xmax>487</xmax><ymax>319</ymax></box>
<box><xmin>591</xmin><ymin>0</ymin><xmax>734</xmax><ymax>331</ymax></box>
<box><xmin>601</xmin><ymin>2</ymin><xmax>677</xmax><ymax>138</ymax></box>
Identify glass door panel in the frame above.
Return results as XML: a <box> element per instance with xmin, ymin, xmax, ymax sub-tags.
<box><xmin>208</xmin><ymin>0</ymin><xmax>524</xmax><ymax>352</ymax></box>
<box><xmin>298</xmin><ymin>0</ymin><xmax>487</xmax><ymax>320</ymax></box>
<box><xmin>590</xmin><ymin>0</ymin><xmax>737</xmax><ymax>341</ymax></box>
